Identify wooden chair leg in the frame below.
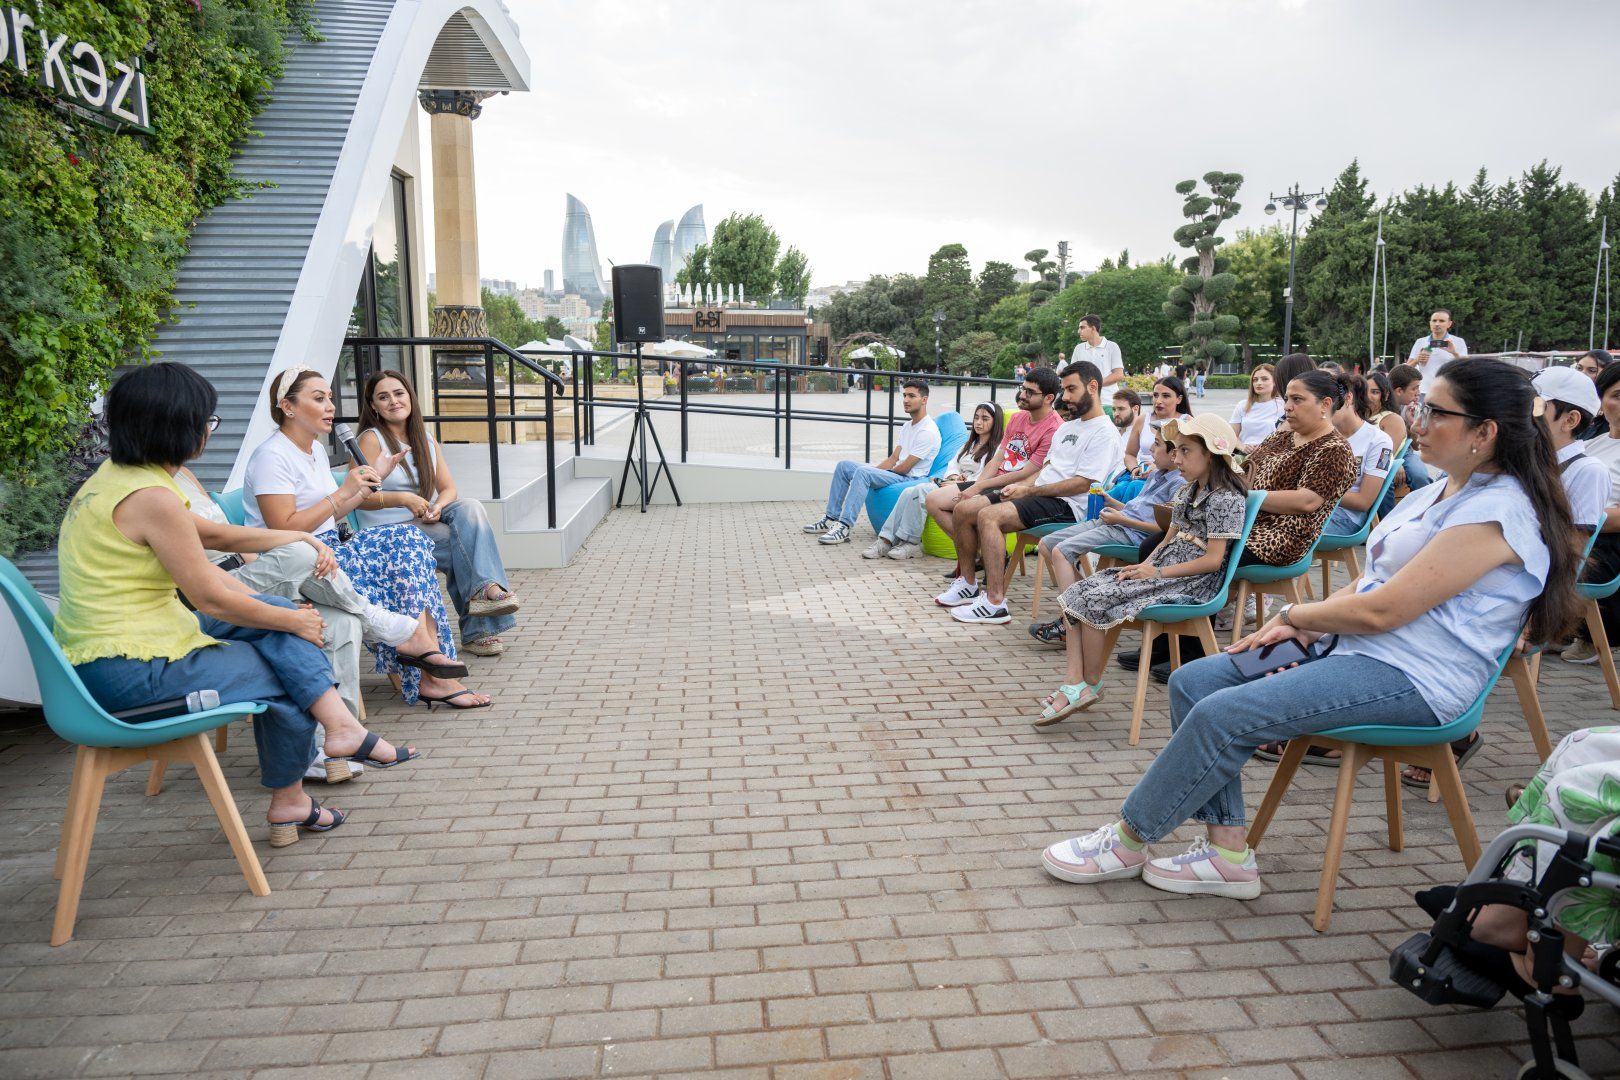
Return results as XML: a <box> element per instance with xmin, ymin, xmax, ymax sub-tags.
<box><xmin>1167</xmin><ymin>630</ymin><xmax>1182</xmax><ymax>670</ymax></box>
<box><xmin>1382</xmin><ymin>755</ymin><xmax>1404</xmax><ymax>853</ymax></box>
<box><xmin>1587</xmin><ymin>600</ymin><xmax>1620</xmax><ymax>710</ymax></box>
<box><xmin>1229</xmin><ymin>581</ymin><xmax>1249</xmax><ymax>647</ymax></box>
<box><xmin>1194</xmin><ymin>617</ymin><xmax>1220</xmax><ymax>658</ymax></box>
<box><xmin>1313</xmin><ymin>742</ymin><xmax>1371</xmax><ymax>931</ymax></box>
<box><xmin>1128</xmin><ymin>624</ymin><xmax>1158</xmax><ymax>747</ymax></box>
<box><xmin>181</xmin><ymin>733</ymin><xmax>270</xmax><ymax>897</ymax></box>
<box><xmin>1343</xmin><ymin>546</ymin><xmax>1360</xmax><ymax>582</ymax></box>
<box><xmin>1320</xmin><ymin>557</ymin><xmax>1331</xmax><ymax>601</ymax></box>
<box><xmin>144</xmin><ymin>761</ymin><xmax>167</xmax><ymax>797</ymax></box>
<box><xmin>1425</xmin><ymin>743</ymin><xmax>1483</xmax><ymax>870</ymax></box>
<box><xmin>53</xmin><ymin>747</ymin><xmax>109</xmax><ymax>946</ymax></box>
<box><xmin>54</xmin><ymin>747</ymin><xmax>89</xmax><ymax>881</ymax></box>
<box><xmin>1247</xmin><ymin>738</ymin><xmax>1311</xmax><ymax>850</ymax></box>
<box><xmin>1031</xmin><ymin>549</ymin><xmax>1047</xmax><ymax>620</ymax></box>
<box><xmin>1507</xmin><ymin>654</ymin><xmax>1553</xmax><ymax>761</ymax></box>
<box><xmin>214</xmin><ymin>725</ymin><xmax>228</xmax><ymax>753</ymax></box>
<box><xmin>1286</xmin><ymin>578</ymin><xmax>1306</xmax><ymax>605</ymax></box>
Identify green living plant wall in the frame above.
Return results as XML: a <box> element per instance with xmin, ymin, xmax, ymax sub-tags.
<box><xmin>0</xmin><ymin>0</ymin><xmax>308</xmax><ymax>553</ymax></box>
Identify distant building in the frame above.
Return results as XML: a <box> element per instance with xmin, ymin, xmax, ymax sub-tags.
<box><xmin>562</xmin><ymin>193</ymin><xmax>606</xmax><ymax>309</ymax></box>
<box><xmin>481</xmin><ymin>277</ymin><xmax>517</xmax><ymax>296</ymax></box>
<box><xmin>515</xmin><ymin>288</ymin><xmax>547</xmax><ymax>318</ymax></box>
<box><xmin>649</xmin><ymin>219</ymin><xmax>676</xmax><ymax>284</ymax></box>
<box><xmin>673</xmin><ymin>204</ymin><xmax>706</xmax><ymax>269</ymax></box>
<box><xmin>1014</xmin><ymin>268</ymin><xmax>1032</xmax><ymax>283</ymax></box>
<box><xmin>543</xmin><ymin>269</ymin><xmax>555</xmax><ymax>295</ymax></box>
<box><xmin>804</xmin><ymin>279</ymin><xmax>868</xmax><ymax>311</ymax></box>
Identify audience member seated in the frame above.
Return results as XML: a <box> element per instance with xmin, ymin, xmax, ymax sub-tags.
<box><xmin>357</xmin><ymin>370</ymin><xmax>521</xmax><ymax>657</ymax></box>
<box><xmin>867</xmin><ymin>403</ymin><xmax>1002</xmax><ymax>560</ymax></box>
<box><xmin>246</xmin><ymin>366</ymin><xmax>489</xmax><ymax>709</ymax></box>
<box><xmin>1271</xmin><ymin>351</ymin><xmax>1317</xmax><ymax>391</ymax></box>
<box><xmin>1125</xmin><ymin>376</ymin><xmax>1192</xmax><ymax>476</ymax></box>
<box><xmin>1028</xmin><ymin>428</ymin><xmax>1181</xmax><ymax>645</ymax></box>
<box><xmin>1110</xmin><ymin>387</ymin><xmax>1140</xmax><ymax>445</ymax></box>
<box><xmin>924</xmin><ymin>368</ymin><xmax>1062</xmax><ymax>579</ymax></box>
<box><xmin>1041</xmin><ymin>359</ymin><xmax>1578</xmax><ymax>899</ymax></box>
<box><xmin>940</xmin><ymin>362</ymin><xmax>1121</xmax><ymax>624</ymax></box>
<box><xmin>1563</xmin><ymin>362</ymin><xmax>1620</xmax><ymax>666</ymax></box>
<box><xmin>55</xmin><ymin>364</ymin><xmax>423</xmax><ymax>843</ymax></box>
<box><xmin>1035</xmin><ymin>416</ymin><xmax>1247</xmax><ymax>723</ymax></box>
<box><xmin>1365</xmin><ymin>368</ymin><xmax>1408</xmax><ymax>449</ymax></box>
<box><xmin>1124</xmin><ymin>369</ymin><xmax>1354</xmax><ymax>671</ymax></box>
<box><xmin>1322</xmin><ymin>372</ymin><xmax>1394</xmax><ymax>536</ymax></box>
<box><xmin>1530</xmin><ymin>367</ymin><xmax>1611</xmax><ymax>661</ymax></box>
<box><xmin>804</xmin><ymin>379</ymin><xmax>940</xmax><ymax>546</ymax></box>
<box><xmin>1229</xmin><ymin>363</ymin><xmax>1284</xmax><ymax>454</ymax></box>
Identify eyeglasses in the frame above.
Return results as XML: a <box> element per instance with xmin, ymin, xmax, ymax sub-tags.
<box><xmin>1411</xmin><ymin>402</ymin><xmax>1484</xmax><ymax>428</ymax></box>
<box><xmin>205</xmin><ymin>415</ymin><xmax>221</xmax><ymax>433</ymax></box>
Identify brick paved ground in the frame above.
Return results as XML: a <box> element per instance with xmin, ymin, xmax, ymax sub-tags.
<box><xmin>1</xmin><ymin>499</ymin><xmax>1617</xmax><ymax>1079</ymax></box>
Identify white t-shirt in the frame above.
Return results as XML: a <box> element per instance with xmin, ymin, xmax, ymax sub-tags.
<box><xmin>1038</xmin><ymin>415</ymin><xmax>1123</xmax><ymax>517</ymax></box>
<box><xmin>1408</xmin><ymin>334</ymin><xmax>1468</xmax><ymax>393</ymax></box>
<box><xmin>1580</xmin><ymin>433</ymin><xmax>1620</xmax><ymax>509</ymax></box>
<box><xmin>1558</xmin><ymin>442</ymin><xmax>1612</xmax><ymax>529</ymax></box>
<box><xmin>1338</xmin><ymin>420</ymin><xmax>1394</xmax><ymax>528</ymax></box>
<box><xmin>894</xmin><ymin>415</ymin><xmax>942</xmax><ymax>479</ymax></box>
<box><xmin>1230</xmin><ymin>397</ymin><xmax>1285</xmax><ymax>445</ymax></box>
<box><xmin>243</xmin><ymin>431</ymin><xmax>339</xmax><ymax>534</ymax></box>
<box><xmin>1074</xmin><ymin>337</ymin><xmax>1124</xmax><ymax>382</ymax></box>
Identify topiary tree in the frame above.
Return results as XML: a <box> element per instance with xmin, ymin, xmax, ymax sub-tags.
<box><xmin>1164</xmin><ymin>172</ymin><xmax>1244</xmax><ymax>370</ymax></box>
<box><xmin>1017</xmin><ymin>248</ymin><xmax>1059</xmax><ymax>360</ymax></box>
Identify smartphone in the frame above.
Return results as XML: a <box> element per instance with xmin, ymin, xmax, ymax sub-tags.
<box><xmin>1228</xmin><ymin>638</ymin><xmax>1314</xmax><ymax>679</ymax></box>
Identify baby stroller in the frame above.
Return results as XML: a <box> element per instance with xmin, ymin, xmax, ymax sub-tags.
<box><xmin>1390</xmin><ymin>823</ymin><xmax>1620</xmax><ymax>1079</ymax></box>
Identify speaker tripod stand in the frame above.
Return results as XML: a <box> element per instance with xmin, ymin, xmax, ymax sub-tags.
<box><xmin>616</xmin><ymin>340</ymin><xmax>682</xmax><ymax>512</ymax></box>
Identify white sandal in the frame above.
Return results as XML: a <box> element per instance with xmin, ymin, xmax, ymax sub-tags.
<box><xmin>1034</xmin><ymin>683</ymin><xmax>1101</xmax><ymax>727</ymax></box>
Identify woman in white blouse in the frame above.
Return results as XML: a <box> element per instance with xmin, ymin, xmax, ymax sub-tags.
<box><xmin>1230</xmin><ymin>363</ymin><xmax>1284</xmax><ymax>453</ymax></box>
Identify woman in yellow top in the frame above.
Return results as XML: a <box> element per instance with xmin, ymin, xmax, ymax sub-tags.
<box><xmin>55</xmin><ymin>364</ymin><xmax>417</xmax><ymax>846</ymax></box>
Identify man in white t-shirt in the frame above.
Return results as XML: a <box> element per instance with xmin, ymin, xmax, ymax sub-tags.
<box><xmin>942</xmin><ymin>360</ymin><xmax>1121</xmax><ymax>624</ymax></box>
<box><xmin>1408</xmin><ymin>308</ymin><xmax>1468</xmax><ymax>395</ymax></box>
<box><xmin>1073</xmin><ymin>314</ymin><xmax>1124</xmax><ymax>388</ymax></box>
<box><xmin>804</xmin><ymin>380</ymin><xmax>941</xmax><ymax>546</ymax></box>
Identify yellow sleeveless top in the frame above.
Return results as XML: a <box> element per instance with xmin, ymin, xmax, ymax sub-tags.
<box><xmin>53</xmin><ymin>461</ymin><xmax>220</xmax><ymax>665</ymax></box>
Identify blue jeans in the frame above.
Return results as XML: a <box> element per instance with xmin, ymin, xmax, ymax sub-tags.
<box><xmin>1195</xmin><ymin>374</ymin><xmax>1206</xmax><ymax>397</ymax></box>
<box><xmin>1378</xmin><ymin>454</ymin><xmax>1434</xmax><ymax>519</ymax></box>
<box><xmin>417</xmin><ymin>499</ymin><xmax>515</xmax><ymax>645</ymax></box>
<box><xmin>1119</xmin><ymin>652</ymin><xmax>1438</xmax><ymax>841</ymax></box>
<box><xmin>74</xmin><ymin>595</ymin><xmax>336</xmax><ymax>790</ymax></box>
<box><xmin>825</xmin><ymin>460</ymin><xmax>909</xmax><ymax>525</ymax></box>
<box><xmin>1323</xmin><ymin>503</ymin><xmax>1367</xmax><ymax>537</ymax></box>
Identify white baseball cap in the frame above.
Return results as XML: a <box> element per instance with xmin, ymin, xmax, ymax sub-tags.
<box><xmin>1533</xmin><ymin>365</ymin><xmax>1600</xmax><ymax>417</ymax></box>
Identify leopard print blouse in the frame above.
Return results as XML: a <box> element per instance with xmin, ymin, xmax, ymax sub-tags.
<box><xmin>1243</xmin><ymin>429</ymin><xmax>1356</xmax><ymax>566</ymax></box>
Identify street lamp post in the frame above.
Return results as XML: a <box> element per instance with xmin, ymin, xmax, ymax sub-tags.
<box><xmin>933</xmin><ymin>308</ymin><xmax>945</xmax><ymax>373</ymax></box>
<box><xmin>1264</xmin><ymin>183</ymin><xmax>1327</xmax><ymax>356</ymax></box>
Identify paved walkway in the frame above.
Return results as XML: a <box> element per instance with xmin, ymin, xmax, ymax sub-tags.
<box><xmin>1</xmin><ymin>499</ymin><xmax>1616</xmax><ymax>1079</ymax></box>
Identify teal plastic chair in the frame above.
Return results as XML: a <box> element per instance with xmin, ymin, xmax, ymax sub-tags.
<box><xmin>0</xmin><ymin>557</ymin><xmax>271</xmax><ymax>945</ymax></box>
<box><xmin>1227</xmin><ymin>497</ymin><xmax>1344</xmax><ymax>645</ymax></box>
<box><xmin>213</xmin><ymin>470</ymin><xmax>360</xmax><ymax>532</ymax></box>
<box><xmin>1093</xmin><ymin>491</ymin><xmax>1266</xmax><ymax>746</ymax></box>
<box><xmin>1248</xmin><ymin>639</ymin><xmax>1515</xmax><ymax>931</ymax></box>
<box><xmin>1310</xmin><ymin>439</ymin><xmax>1411</xmax><ymax>598</ymax></box>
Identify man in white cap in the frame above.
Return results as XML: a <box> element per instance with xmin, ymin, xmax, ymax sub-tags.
<box><xmin>1532</xmin><ymin>365</ymin><xmax>1614</xmax><ymax>661</ymax></box>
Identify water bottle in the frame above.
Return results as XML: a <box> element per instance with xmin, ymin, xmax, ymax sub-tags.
<box><xmin>1086</xmin><ymin>482</ymin><xmax>1104</xmax><ymax>521</ymax></box>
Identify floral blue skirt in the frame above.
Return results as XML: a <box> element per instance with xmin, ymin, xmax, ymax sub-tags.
<box><xmin>316</xmin><ymin>526</ymin><xmax>453</xmax><ymax>705</ymax></box>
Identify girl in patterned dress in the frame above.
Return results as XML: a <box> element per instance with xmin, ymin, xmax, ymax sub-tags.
<box><xmin>244</xmin><ymin>367</ymin><xmax>491</xmax><ymax>709</ymax></box>
<box><xmin>1037</xmin><ymin>415</ymin><xmax>1249</xmax><ymax>724</ymax></box>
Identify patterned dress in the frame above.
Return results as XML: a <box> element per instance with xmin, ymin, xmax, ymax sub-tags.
<box><xmin>1507</xmin><ymin>727</ymin><xmax>1620</xmax><ymax>944</ymax></box>
<box><xmin>1244</xmin><ymin>429</ymin><xmax>1355</xmax><ymax>566</ymax></box>
<box><xmin>1059</xmin><ymin>484</ymin><xmax>1247</xmax><ymax>629</ymax></box>
<box><xmin>315</xmin><ymin>524</ymin><xmax>454</xmax><ymax>705</ymax></box>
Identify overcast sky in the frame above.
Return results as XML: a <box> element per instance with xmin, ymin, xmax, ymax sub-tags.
<box><xmin>443</xmin><ymin>0</ymin><xmax>1620</xmax><ymax>290</ymax></box>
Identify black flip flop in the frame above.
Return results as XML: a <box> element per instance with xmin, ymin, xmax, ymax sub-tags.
<box><xmin>398</xmin><ymin>651</ymin><xmax>469</xmax><ymax>679</ymax></box>
<box><xmin>418</xmin><ymin>689</ymin><xmax>492</xmax><ymax>711</ymax></box>
<box><xmin>1253</xmin><ymin>742</ymin><xmax>1343</xmax><ymax>766</ymax></box>
<box><xmin>1400</xmin><ymin>734</ymin><xmax>1483</xmax><ymax>789</ymax></box>
<box><xmin>342</xmin><ymin>731</ymin><xmax>422</xmax><ymax>769</ymax></box>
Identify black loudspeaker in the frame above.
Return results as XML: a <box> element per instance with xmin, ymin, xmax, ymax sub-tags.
<box><xmin>612</xmin><ymin>264</ymin><xmax>664</xmax><ymax>343</ymax></box>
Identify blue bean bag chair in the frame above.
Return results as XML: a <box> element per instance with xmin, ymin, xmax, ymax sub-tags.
<box><xmin>863</xmin><ymin>411</ymin><xmax>968</xmax><ymax>534</ymax></box>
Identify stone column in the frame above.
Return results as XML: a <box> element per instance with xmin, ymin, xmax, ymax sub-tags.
<box><xmin>420</xmin><ymin>89</ymin><xmax>494</xmax><ymax>383</ymax></box>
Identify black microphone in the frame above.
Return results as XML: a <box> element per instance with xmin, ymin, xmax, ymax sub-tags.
<box><xmin>333</xmin><ymin>423</ymin><xmax>368</xmax><ymax>467</ymax></box>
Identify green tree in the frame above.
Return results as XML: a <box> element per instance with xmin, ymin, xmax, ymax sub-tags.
<box><xmin>593</xmin><ymin>296</ymin><xmax>614</xmax><ymax>353</ymax></box>
<box><xmin>979</xmin><ymin>292</ymin><xmax>1029</xmax><ymax>343</ymax></box>
<box><xmin>920</xmin><ymin>243</ymin><xmax>976</xmax><ymax>365</ymax></box>
<box><xmin>1294</xmin><ymin>160</ymin><xmax>1378</xmax><ymax>360</ymax></box>
<box><xmin>1032</xmin><ymin>263</ymin><xmax>1180</xmax><ymax>374</ymax></box>
<box><xmin>821</xmin><ymin>274</ymin><xmax>923</xmax><ymax>361</ymax></box>
<box><xmin>1019</xmin><ymin>248</ymin><xmax>1059</xmax><ymax>359</ymax></box>
<box><xmin>774</xmin><ymin>246</ymin><xmax>812</xmax><ymax>304</ymax></box>
<box><xmin>675</xmin><ymin>242</ymin><xmax>712</xmax><ymax>297</ymax></box>
<box><xmin>1163</xmin><ymin>171</ymin><xmax>1244</xmax><ymax>368</ymax></box>
<box><xmin>944</xmin><ymin>330</ymin><xmax>1005</xmax><ymax>376</ymax></box>
<box><xmin>540</xmin><ymin>315</ymin><xmax>569</xmax><ymax>340</ymax></box>
<box><xmin>1222</xmin><ymin>227</ymin><xmax>1290</xmax><ymax>364</ymax></box>
<box><xmin>975</xmin><ymin>260</ymin><xmax>1019</xmax><ymax>317</ymax></box>
<box><xmin>1519</xmin><ymin>161</ymin><xmax>1601</xmax><ymax>348</ymax></box>
<box><xmin>707</xmin><ymin>212</ymin><xmax>781</xmax><ymax>301</ymax></box>
<box><xmin>481</xmin><ymin>287</ymin><xmax>549</xmax><ymax>346</ymax></box>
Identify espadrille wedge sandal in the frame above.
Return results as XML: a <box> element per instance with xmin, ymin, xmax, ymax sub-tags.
<box><xmin>268</xmin><ymin>799</ymin><xmax>346</xmax><ymax>848</ymax></box>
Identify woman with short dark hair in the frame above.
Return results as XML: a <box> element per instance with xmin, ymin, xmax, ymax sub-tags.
<box><xmin>56</xmin><ymin>363</ymin><xmax>420</xmax><ymax>845</ymax></box>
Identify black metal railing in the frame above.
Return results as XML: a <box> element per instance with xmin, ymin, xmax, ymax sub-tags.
<box><xmin>337</xmin><ymin>336</ymin><xmax>566</xmax><ymax>528</ymax></box>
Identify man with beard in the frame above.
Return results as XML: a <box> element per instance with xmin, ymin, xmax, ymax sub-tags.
<box><xmin>940</xmin><ymin>361</ymin><xmax>1121</xmax><ymax>625</ymax></box>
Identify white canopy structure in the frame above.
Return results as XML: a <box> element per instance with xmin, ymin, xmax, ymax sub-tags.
<box><xmin>642</xmin><ymin>339</ymin><xmax>716</xmax><ymax>359</ymax></box>
<box><xmin>845</xmin><ymin>344</ymin><xmax>906</xmax><ymax>361</ymax></box>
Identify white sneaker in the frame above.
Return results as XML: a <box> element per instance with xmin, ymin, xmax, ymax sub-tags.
<box><xmin>951</xmin><ymin>599</ymin><xmax>1011</xmax><ymax>624</ymax></box>
<box><xmin>818</xmin><ymin>523</ymin><xmax>853</xmax><ymax>545</ymax></box>
<box><xmin>935</xmin><ymin>578</ymin><xmax>982</xmax><ymax>606</ymax></box>
<box><xmin>1141</xmin><ymin>838</ymin><xmax>1262</xmax><ymax>900</ymax></box>
<box><xmin>1041</xmin><ymin>823</ymin><xmax>1149</xmax><ymax>884</ymax></box>
<box><xmin>862</xmin><ymin>539</ymin><xmax>893</xmax><ymax>559</ymax></box>
<box><xmin>802</xmin><ymin>516</ymin><xmax>834</xmax><ymax>534</ymax></box>
<box><xmin>886</xmin><ymin>542</ymin><xmax>921</xmax><ymax>560</ymax></box>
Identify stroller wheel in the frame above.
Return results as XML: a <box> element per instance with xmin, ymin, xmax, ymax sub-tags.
<box><xmin>1516</xmin><ymin>1058</ymin><xmax>1590</xmax><ymax>1080</ymax></box>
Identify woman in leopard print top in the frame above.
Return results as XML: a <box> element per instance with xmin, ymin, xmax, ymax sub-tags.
<box><xmin>1241</xmin><ymin>370</ymin><xmax>1356</xmax><ymax>567</ymax></box>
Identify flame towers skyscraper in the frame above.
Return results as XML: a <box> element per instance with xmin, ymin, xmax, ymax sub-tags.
<box><xmin>562</xmin><ymin>193</ymin><xmax>606</xmax><ymax>309</ymax></box>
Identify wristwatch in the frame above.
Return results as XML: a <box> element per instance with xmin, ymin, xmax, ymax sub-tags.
<box><xmin>1277</xmin><ymin>603</ymin><xmax>1295</xmax><ymax>626</ymax></box>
